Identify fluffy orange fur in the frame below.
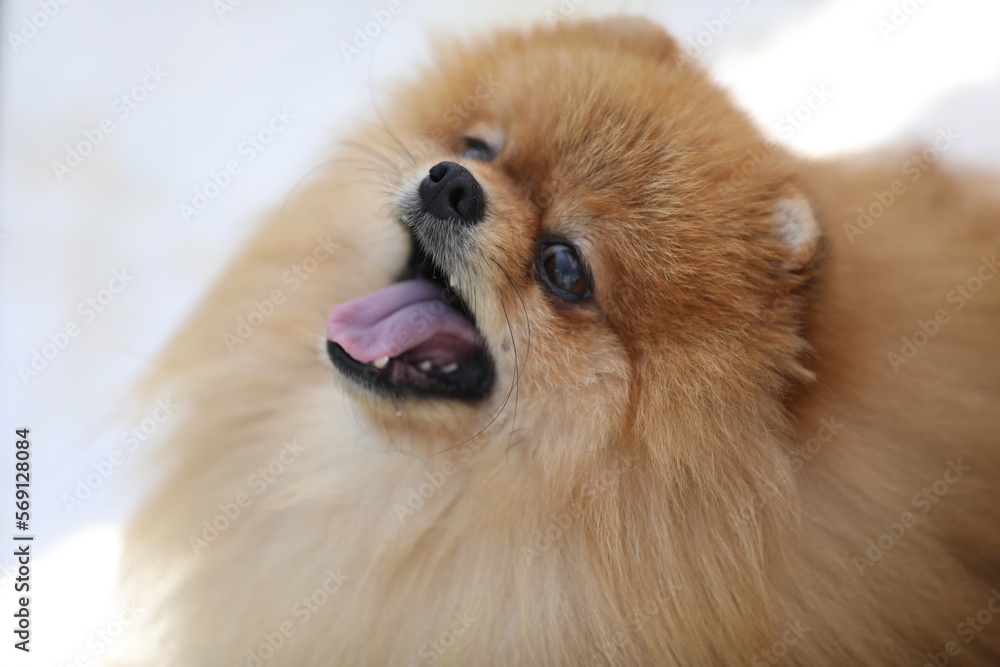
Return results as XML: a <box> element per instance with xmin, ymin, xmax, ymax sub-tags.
<box><xmin>121</xmin><ymin>18</ymin><xmax>1000</xmax><ymax>666</ymax></box>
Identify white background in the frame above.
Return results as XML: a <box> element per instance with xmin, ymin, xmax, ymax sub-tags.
<box><xmin>2</xmin><ymin>0</ymin><xmax>998</xmax><ymax>664</ymax></box>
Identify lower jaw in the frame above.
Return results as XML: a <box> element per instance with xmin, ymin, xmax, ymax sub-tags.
<box><xmin>327</xmin><ymin>340</ymin><xmax>494</xmax><ymax>402</ymax></box>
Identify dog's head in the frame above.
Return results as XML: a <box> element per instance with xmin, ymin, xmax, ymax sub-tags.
<box><xmin>326</xmin><ymin>18</ymin><xmax>822</xmax><ymax>462</ymax></box>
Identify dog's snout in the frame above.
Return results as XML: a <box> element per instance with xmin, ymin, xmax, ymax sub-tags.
<box><xmin>418</xmin><ymin>161</ymin><xmax>486</xmax><ymax>224</ymax></box>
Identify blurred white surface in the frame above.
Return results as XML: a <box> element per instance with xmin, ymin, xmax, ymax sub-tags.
<box><xmin>1</xmin><ymin>0</ymin><xmax>998</xmax><ymax>664</ymax></box>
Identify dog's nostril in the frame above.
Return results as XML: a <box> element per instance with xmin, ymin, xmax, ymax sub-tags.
<box><xmin>428</xmin><ymin>162</ymin><xmax>448</xmax><ymax>184</ymax></box>
<box><xmin>417</xmin><ymin>161</ymin><xmax>486</xmax><ymax>225</ymax></box>
<box><xmin>448</xmin><ymin>186</ymin><xmax>465</xmax><ymax>211</ymax></box>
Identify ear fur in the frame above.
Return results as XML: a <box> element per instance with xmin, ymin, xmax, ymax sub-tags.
<box><xmin>591</xmin><ymin>15</ymin><xmax>680</xmax><ymax>58</ymax></box>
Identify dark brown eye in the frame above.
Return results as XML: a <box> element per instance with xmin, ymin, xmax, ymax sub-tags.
<box><xmin>458</xmin><ymin>136</ymin><xmax>494</xmax><ymax>161</ymax></box>
<box><xmin>539</xmin><ymin>243</ymin><xmax>590</xmax><ymax>300</ymax></box>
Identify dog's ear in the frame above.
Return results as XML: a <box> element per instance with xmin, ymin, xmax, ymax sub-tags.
<box><xmin>772</xmin><ymin>189</ymin><xmax>822</xmax><ymax>270</ymax></box>
<box><xmin>595</xmin><ymin>16</ymin><xmax>679</xmax><ymax>58</ymax></box>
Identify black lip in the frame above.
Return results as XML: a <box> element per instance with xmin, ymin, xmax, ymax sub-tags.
<box><xmin>326</xmin><ymin>221</ymin><xmax>495</xmax><ymax>402</ymax></box>
<box><xmin>327</xmin><ymin>339</ymin><xmax>494</xmax><ymax>401</ymax></box>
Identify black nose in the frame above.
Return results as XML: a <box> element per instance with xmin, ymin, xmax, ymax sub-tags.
<box><xmin>418</xmin><ymin>161</ymin><xmax>486</xmax><ymax>224</ymax></box>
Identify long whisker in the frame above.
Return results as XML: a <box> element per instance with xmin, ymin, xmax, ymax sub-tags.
<box><xmin>375</xmin><ymin>120</ymin><xmax>417</xmax><ymax>170</ymax></box>
<box><xmin>431</xmin><ymin>250</ymin><xmax>522</xmax><ymax>457</ymax></box>
<box><xmin>488</xmin><ymin>256</ymin><xmax>534</xmax><ymax>463</ymax></box>
<box><xmin>363</xmin><ymin>64</ymin><xmax>418</xmax><ymax>170</ymax></box>
<box><xmin>337</xmin><ymin>138</ymin><xmax>402</xmax><ymax>173</ymax></box>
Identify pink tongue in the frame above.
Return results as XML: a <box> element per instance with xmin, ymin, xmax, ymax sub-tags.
<box><xmin>327</xmin><ymin>279</ymin><xmax>480</xmax><ymax>363</ymax></box>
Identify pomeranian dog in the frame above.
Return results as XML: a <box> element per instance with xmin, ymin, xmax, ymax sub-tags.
<box><xmin>123</xmin><ymin>17</ymin><xmax>1000</xmax><ymax>666</ymax></box>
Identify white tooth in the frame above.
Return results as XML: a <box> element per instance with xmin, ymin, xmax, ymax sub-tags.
<box><xmin>418</xmin><ymin>360</ymin><xmax>433</xmax><ymax>372</ymax></box>
<box><xmin>442</xmin><ymin>362</ymin><xmax>459</xmax><ymax>374</ymax></box>
<box><xmin>372</xmin><ymin>356</ymin><xmax>389</xmax><ymax>369</ymax></box>
<box><xmin>450</xmin><ymin>276</ymin><xmax>458</xmax><ymax>288</ymax></box>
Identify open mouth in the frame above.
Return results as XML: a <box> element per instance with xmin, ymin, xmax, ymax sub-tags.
<box><xmin>326</xmin><ymin>231</ymin><xmax>494</xmax><ymax>401</ymax></box>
